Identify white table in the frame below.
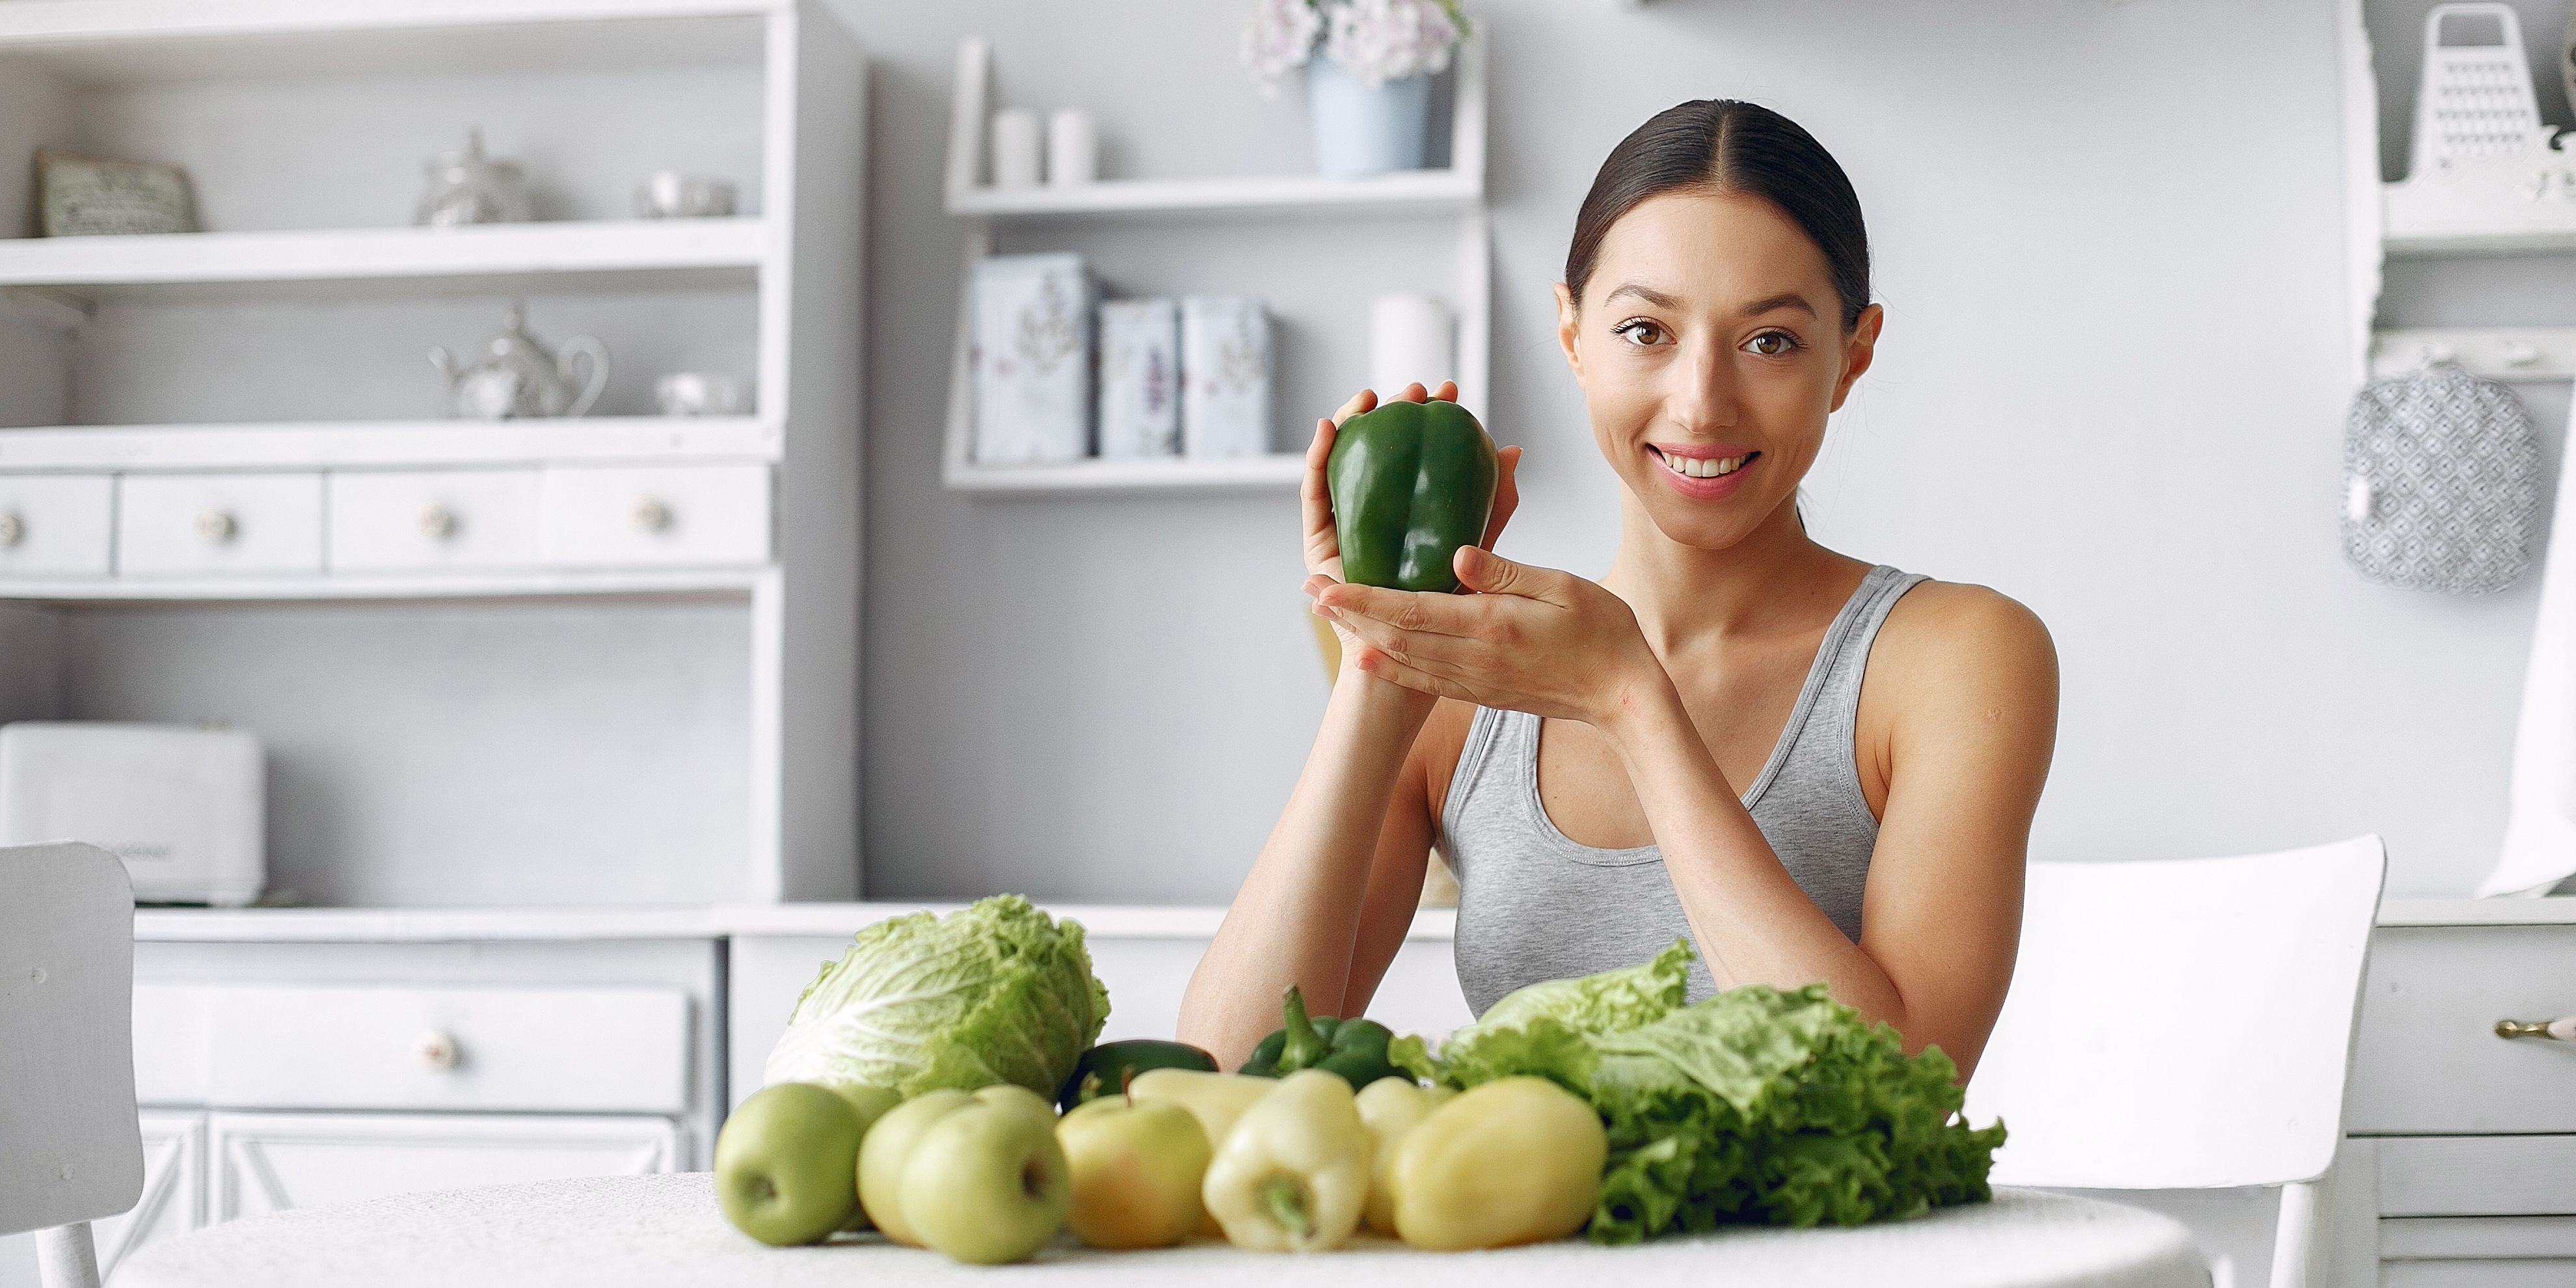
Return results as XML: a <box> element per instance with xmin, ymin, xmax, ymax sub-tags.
<box><xmin>116</xmin><ymin>1174</ymin><xmax>2210</xmax><ymax>1288</ymax></box>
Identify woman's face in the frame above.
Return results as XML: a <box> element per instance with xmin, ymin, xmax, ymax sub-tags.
<box><xmin>1556</xmin><ymin>187</ymin><xmax>1881</xmax><ymax>552</ymax></box>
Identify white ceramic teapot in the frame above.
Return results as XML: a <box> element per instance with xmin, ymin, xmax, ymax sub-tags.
<box><xmin>429</xmin><ymin>304</ymin><xmax>610</xmax><ymax>420</ymax></box>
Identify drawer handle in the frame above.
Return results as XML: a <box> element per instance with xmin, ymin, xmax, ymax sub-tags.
<box><xmin>418</xmin><ymin>504</ymin><xmax>459</xmax><ymax>541</ymax></box>
<box><xmin>195</xmin><ymin>508</ymin><xmax>238</xmax><ymax>544</ymax></box>
<box><xmin>2497</xmin><ymin>1016</ymin><xmax>2576</xmax><ymax>1041</ymax></box>
<box><xmin>416</xmin><ymin>1029</ymin><xmax>463</xmax><ymax>1071</ymax></box>
<box><xmin>0</xmin><ymin>510</ymin><xmax>21</xmax><ymax>548</ymax></box>
<box><xmin>632</xmin><ymin>497</ymin><xmax>675</xmax><ymax>534</ymax></box>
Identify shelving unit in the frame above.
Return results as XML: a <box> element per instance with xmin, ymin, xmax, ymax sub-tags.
<box><xmin>0</xmin><ymin>0</ymin><xmax>867</xmax><ymax>906</ymax></box>
<box><xmin>936</xmin><ymin>34</ymin><xmax>1490</xmax><ymax>497</ymax></box>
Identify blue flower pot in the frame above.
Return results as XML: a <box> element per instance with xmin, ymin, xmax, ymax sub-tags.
<box><xmin>1306</xmin><ymin>58</ymin><xmax>1432</xmax><ymax>176</ymax></box>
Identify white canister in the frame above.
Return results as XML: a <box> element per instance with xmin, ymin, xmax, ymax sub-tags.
<box><xmin>1047</xmin><ymin>110</ymin><xmax>1099</xmax><ymax>186</ymax></box>
<box><xmin>1369</xmin><ymin>292</ymin><xmax>1454</xmax><ymax>397</ymax></box>
<box><xmin>1181</xmin><ymin>295</ymin><xmax>1274</xmax><ymax>459</ymax></box>
<box><xmin>1097</xmin><ymin>299</ymin><xmax>1180</xmax><ymax>459</ymax></box>
<box><xmin>990</xmin><ymin>109</ymin><xmax>1043</xmax><ymax>189</ymax></box>
<box><xmin>971</xmin><ymin>253</ymin><xmax>1094</xmax><ymax>464</ymax></box>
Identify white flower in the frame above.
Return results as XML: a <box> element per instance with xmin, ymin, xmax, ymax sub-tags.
<box><xmin>1324</xmin><ymin>0</ymin><xmax>1460</xmax><ymax>88</ymax></box>
<box><xmin>1242</xmin><ymin>0</ymin><xmax>1323</xmax><ymax>94</ymax></box>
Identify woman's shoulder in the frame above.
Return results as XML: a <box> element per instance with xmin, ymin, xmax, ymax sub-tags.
<box><xmin>1870</xmin><ymin>574</ymin><xmax>2059</xmax><ymax>708</ymax></box>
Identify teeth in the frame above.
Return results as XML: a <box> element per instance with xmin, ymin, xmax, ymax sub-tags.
<box><xmin>1657</xmin><ymin>451</ymin><xmax>1747</xmax><ymax>479</ymax></box>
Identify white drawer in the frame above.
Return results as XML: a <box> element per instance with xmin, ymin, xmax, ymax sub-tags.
<box><xmin>2380</xmin><ymin>1136</ymin><xmax>2576</xmax><ymax>1217</ymax></box>
<box><xmin>2383</xmin><ymin>1260</ymin><xmax>2576</xmax><ymax>1287</ymax></box>
<box><xmin>2351</xmin><ymin>925</ymin><xmax>2576</xmax><ymax>1134</ymax></box>
<box><xmin>540</xmin><ymin>464</ymin><xmax>769</xmax><ymax>568</ymax></box>
<box><xmin>209</xmin><ymin>1111</ymin><xmax>682</xmax><ymax>1221</ymax></box>
<box><xmin>133</xmin><ymin>984</ymin><xmax>690</xmax><ymax>1114</ymax></box>
<box><xmin>117</xmin><ymin>473</ymin><xmax>323</xmax><ymax>576</ymax></box>
<box><xmin>327</xmin><ymin>469</ymin><xmax>539</xmax><ymax>572</ymax></box>
<box><xmin>0</xmin><ymin>474</ymin><xmax>113</xmax><ymax>577</ymax></box>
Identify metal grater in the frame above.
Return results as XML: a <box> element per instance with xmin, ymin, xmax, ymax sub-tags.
<box><xmin>2411</xmin><ymin>3</ymin><xmax>2549</xmax><ymax>178</ymax></box>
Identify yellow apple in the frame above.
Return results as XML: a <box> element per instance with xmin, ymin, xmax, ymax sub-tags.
<box><xmin>1056</xmin><ymin>1096</ymin><xmax>1213</xmax><ymax>1249</ymax></box>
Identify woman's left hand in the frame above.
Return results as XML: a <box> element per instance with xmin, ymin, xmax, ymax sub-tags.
<box><xmin>1307</xmin><ymin>547</ymin><xmax>1668</xmax><ymax>729</ymax></box>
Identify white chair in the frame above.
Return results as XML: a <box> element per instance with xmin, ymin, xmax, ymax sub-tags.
<box><xmin>1963</xmin><ymin>836</ymin><xmax>2386</xmax><ymax>1288</ymax></box>
<box><xmin>0</xmin><ymin>842</ymin><xmax>144</xmax><ymax>1288</ymax></box>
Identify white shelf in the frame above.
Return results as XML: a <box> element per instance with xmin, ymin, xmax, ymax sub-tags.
<box><xmin>945</xmin><ymin>452</ymin><xmax>1305</xmax><ymax>496</ymax></box>
<box><xmin>0</xmin><ymin>219</ymin><xmax>764</xmax><ymax>298</ymax></box>
<box><xmin>0</xmin><ymin>565</ymin><xmax>765</xmax><ymax>603</ymax></box>
<box><xmin>0</xmin><ymin>0</ymin><xmax>774</xmax><ymax>80</ymax></box>
<box><xmin>2383</xmin><ymin>226</ymin><xmax>2576</xmax><ymax>258</ymax></box>
<box><xmin>0</xmin><ymin>417</ymin><xmax>779</xmax><ymax>471</ymax></box>
<box><xmin>946</xmin><ymin>170</ymin><xmax>1481</xmax><ymax>222</ymax></box>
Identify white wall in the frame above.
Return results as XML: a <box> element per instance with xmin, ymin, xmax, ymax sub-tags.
<box><xmin>845</xmin><ymin>0</ymin><xmax>2530</xmax><ymax>902</ymax></box>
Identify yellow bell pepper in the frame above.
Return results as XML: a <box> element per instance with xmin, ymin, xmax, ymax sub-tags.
<box><xmin>1200</xmin><ymin>1068</ymin><xmax>1371</xmax><ymax>1252</ymax></box>
<box><xmin>1354</xmin><ymin>1078</ymin><xmax>1452</xmax><ymax>1235</ymax></box>
<box><xmin>1125</xmin><ymin>1068</ymin><xmax>1277</xmax><ymax>1153</ymax></box>
<box><xmin>1389</xmin><ymin>1075</ymin><xmax>1607</xmax><ymax>1250</ymax></box>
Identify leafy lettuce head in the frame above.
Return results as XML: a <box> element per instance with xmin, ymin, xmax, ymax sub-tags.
<box><xmin>762</xmin><ymin>894</ymin><xmax>1110</xmax><ymax>1098</ymax></box>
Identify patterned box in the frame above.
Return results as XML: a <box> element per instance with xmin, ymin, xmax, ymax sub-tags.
<box><xmin>971</xmin><ymin>253</ymin><xmax>1094</xmax><ymax>464</ymax></box>
<box><xmin>1181</xmin><ymin>295</ymin><xmax>1274</xmax><ymax>459</ymax></box>
<box><xmin>1096</xmin><ymin>298</ymin><xmax>1181</xmax><ymax>459</ymax></box>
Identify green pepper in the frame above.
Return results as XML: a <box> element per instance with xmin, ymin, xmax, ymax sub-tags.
<box><xmin>1328</xmin><ymin>398</ymin><xmax>1500</xmax><ymax>593</ymax></box>
<box><xmin>1056</xmin><ymin>1039</ymin><xmax>1220</xmax><ymax>1111</ymax></box>
<box><xmin>1238</xmin><ymin>986</ymin><xmax>1402</xmax><ymax>1090</ymax></box>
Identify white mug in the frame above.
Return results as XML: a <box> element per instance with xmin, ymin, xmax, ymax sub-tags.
<box><xmin>1047</xmin><ymin>110</ymin><xmax>1098</xmax><ymax>186</ymax></box>
<box><xmin>654</xmin><ymin>372</ymin><xmax>751</xmax><ymax>418</ymax></box>
<box><xmin>991</xmin><ymin>109</ymin><xmax>1043</xmax><ymax>189</ymax></box>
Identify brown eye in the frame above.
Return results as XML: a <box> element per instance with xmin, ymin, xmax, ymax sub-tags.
<box><xmin>1745</xmin><ymin>330</ymin><xmax>1801</xmax><ymax>356</ymax></box>
<box><xmin>1613</xmin><ymin>319</ymin><xmax>1667</xmax><ymax>347</ymax></box>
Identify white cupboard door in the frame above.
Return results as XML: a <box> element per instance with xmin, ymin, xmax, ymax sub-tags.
<box><xmin>116</xmin><ymin>473</ymin><xmax>323</xmax><ymax>576</ymax></box>
<box><xmin>540</xmin><ymin>464</ymin><xmax>770</xmax><ymax>567</ymax></box>
<box><xmin>327</xmin><ymin>470</ymin><xmax>539</xmax><ymax>572</ymax></box>
<box><xmin>0</xmin><ymin>474</ymin><xmax>112</xmax><ymax>577</ymax></box>
<box><xmin>92</xmin><ymin>1111</ymin><xmax>204</xmax><ymax>1277</ymax></box>
<box><xmin>208</xmin><ymin>1112</ymin><xmax>682</xmax><ymax>1222</ymax></box>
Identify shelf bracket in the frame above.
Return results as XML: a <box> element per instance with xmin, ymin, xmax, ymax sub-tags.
<box><xmin>1</xmin><ymin>286</ymin><xmax>90</xmax><ymax>332</ymax></box>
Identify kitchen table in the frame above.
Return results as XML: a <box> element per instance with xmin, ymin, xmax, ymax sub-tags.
<box><xmin>114</xmin><ymin>1173</ymin><xmax>2210</xmax><ymax>1288</ymax></box>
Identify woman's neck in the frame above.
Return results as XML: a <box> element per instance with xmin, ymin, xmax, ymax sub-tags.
<box><xmin>1600</xmin><ymin>494</ymin><xmax>1861</xmax><ymax>656</ymax></box>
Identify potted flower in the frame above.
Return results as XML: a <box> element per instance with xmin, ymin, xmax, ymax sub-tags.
<box><xmin>1242</xmin><ymin>0</ymin><xmax>1469</xmax><ymax>176</ymax></box>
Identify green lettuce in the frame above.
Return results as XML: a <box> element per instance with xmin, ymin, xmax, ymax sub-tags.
<box><xmin>760</xmin><ymin>895</ymin><xmax>1109</xmax><ymax>1099</ymax></box>
<box><xmin>1402</xmin><ymin>939</ymin><xmax>2004</xmax><ymax>1242</ymax></box>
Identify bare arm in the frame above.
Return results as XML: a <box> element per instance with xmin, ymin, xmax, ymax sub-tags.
<box><xmin>1602</xmin><ymin>587</ymin><xmax>2055</xmax><ymax>1073</ymax></box>
<box><xmin>1316</xmin><ymin>556</ymin><xmax>2057</xmax><ymax>1075</ymax></box>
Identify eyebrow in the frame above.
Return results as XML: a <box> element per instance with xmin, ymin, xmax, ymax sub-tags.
<box><xmin>1600</xmin><ymin>282</ymin><xmax>1818</xmax><ymax>319</ymax></box>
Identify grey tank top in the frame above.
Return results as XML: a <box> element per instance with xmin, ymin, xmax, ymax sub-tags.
<box><xmin>1442</xmin><ymin>564</ymin><xmax>1927</xmax><ymax>1015</ymax></box>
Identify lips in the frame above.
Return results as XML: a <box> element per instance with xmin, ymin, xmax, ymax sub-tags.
<box><xmin>1648</xmin><ymin>444</ymin><xmax>1760</xmax><ymax>498</ymax></box>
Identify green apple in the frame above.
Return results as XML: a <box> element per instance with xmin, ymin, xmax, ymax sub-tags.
<box><xmin>857</xmin><ymin>1088</ymin><xmax>974</xmax><ymax>1245</ymax></box>
<box><xmin>821</xmin><ymin>1083</ymin><xmax>900</xmax><ymax>1231</ymax></box>
<box><xmin>714</xmin><ymin>1082</ymin><xmax>865</xmax><ymax>1246</ymax></box>
<box><xmin>1056</xmin><ymin>1095</ymin><xmax>1212</xmax><ymax>1249</ymax></box>
<box><xmin>902</xmin><ymin>1098</ymin><xmax>1071</xmax><ymax>1264</ymax></box>
<box><xmin>973</xmin><ymin>1082</ymin><xmax>1058</xmax><ymax>1127</ymax></box>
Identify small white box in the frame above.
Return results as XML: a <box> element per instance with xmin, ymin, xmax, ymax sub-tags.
<box><xmin>0</xmin><ymin>722</ymin><xmax>264</xmax><ymax>907</ymax></box>
<box><xmin>972</xmin><ymin>252</ymin><xmax>1094</xmax><ymax>464</ymax></box>
<box><xmin>1096</xmin><ymin>298</ymin><xmax>1181</xmax><ymax>459</ymax></box>
<box><xmin>1181</xmin><ymin>295</ymin><xmax>1274</xmax><ymax>459</ymax></box>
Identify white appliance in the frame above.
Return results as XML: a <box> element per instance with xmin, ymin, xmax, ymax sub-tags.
<box><xmin>0</xmin><ymin>721</ymin><xmax>264</xmax><ymax>906</ymax></box>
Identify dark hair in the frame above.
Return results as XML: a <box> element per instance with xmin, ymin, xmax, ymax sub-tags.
<box><xmin>1564</xmin><ymin>100</ymin><xmax>1871</xmax><ymax>329</ymax></box>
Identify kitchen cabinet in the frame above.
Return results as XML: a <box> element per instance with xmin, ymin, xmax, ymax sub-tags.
<box><xmin>2327</xmin><ymin>900</ymin><xmax>2576</xmax><ymax>1287</ymax></box>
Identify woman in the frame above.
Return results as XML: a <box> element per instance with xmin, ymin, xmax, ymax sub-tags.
<box><xmin>1177</xmin><ymin>100</ymin><xmax>2058</xmax><ymax>1079</ymax></box>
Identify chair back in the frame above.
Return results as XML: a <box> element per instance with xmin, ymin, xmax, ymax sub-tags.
<box><xmin>1963</xmin><ymin>835</ymin><xmax>2386</xmax><ymax>1190</ymax></box>
<box><xmin>0</xmin><ymin>842</ymin><xmax>143</xmax><ymax>1239</ymax></box>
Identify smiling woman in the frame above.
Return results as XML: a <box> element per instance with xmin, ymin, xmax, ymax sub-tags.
<box><xmin>1178</xmin><ymin>100</ymin><xmax>2059</xmax><ymax>1084</ymax></box>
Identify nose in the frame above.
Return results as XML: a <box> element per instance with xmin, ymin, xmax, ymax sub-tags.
<box><xmin>1663</xmin><ymin>331</ymin><xmax>1737</xmax><ymax>436</ymax></box>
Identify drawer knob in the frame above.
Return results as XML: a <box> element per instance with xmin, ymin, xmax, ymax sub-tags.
<box><xmin>416</xmin><ymin>1029</ymin><xmax>463</xmax><ymax>1071</ymax></box>
<box><xmin>2497</xmin><ymin>1015</ymin><xmax>2576</xmax><ymax>1041</ymax></box>
<box><xmin>195</xmin><ymin>508</ymin><xmax>238</xmax><ymax>544</ymax></box>
<box><xmin>632</xmin><ymin>498</ymin><xmax>675</xmax><ymax>534</ymax></box>
<box><xmin>0</xmin><ymin>511</ymin><xmax>21</xmax><ymax>548</ymax></box>
<box><xmin>418</xmin><ymin>504</ymin><xmax>459</xmax><ymax>541</ymax></box>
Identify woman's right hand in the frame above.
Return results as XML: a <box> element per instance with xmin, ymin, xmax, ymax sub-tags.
<box><xmin>1302</xmin><ymin>381</ymin><xmax>1522</xmax><ymax>664</ymax></box>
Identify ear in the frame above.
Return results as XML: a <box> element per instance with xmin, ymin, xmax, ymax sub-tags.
<box><xmin>1554</xmin><ymin>282</ymin><xmax>1584</xmax><ymax>383</ymax></box>
<box><xmin>1828</xmin><ymin>303</ymin><xmax>1883</xmax><ymax>413</ymax></box>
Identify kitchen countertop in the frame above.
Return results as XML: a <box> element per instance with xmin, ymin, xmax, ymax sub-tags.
<box><xmin>132</xmin><ymin>903</ymin><xmax>1458</xmax><ymax>943</ymax></box>
<box><xmin>129</xmin><ymin>896</ymin><xmax>2563</xmax><ymax>943</ymax></box>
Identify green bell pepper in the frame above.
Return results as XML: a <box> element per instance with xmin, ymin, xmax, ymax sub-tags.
<box><xmin>1328</xmin><ymin>398</ymin><xmax>1499</xmax><ymax>593</ymax></box>
<box><xmin>1238</xmin><ymin>986</ymin><xmax>1402</xmax><ymax>1090</ymax></box>
<box><xmin>1056</xmin><ymin>1039</ymin><xmax>1221</xmax><ymax>1111</ymax></box>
